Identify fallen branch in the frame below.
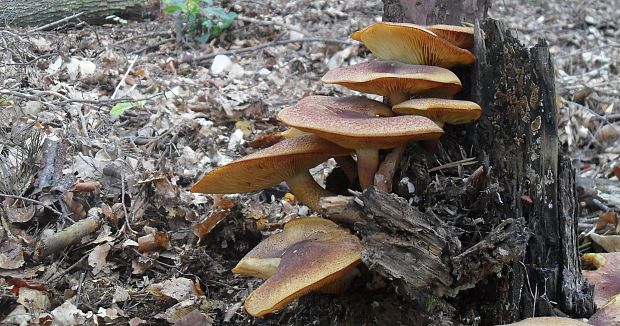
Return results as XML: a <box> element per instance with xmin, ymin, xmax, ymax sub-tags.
<box><xmin>33</xmin><ymin>217</ymin><xmax>101</xmax><ymax>261</ymax></box>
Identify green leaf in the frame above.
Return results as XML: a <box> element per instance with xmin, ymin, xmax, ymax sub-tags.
<box><xmin>109</xmin><ymin>102</ymin><xmax>136</xmax><ymax>116</ymax></box>
<box><xmin>163</xmin><ymin>5</ymin><xmax>183</xmax><ymax>13</ymax></box>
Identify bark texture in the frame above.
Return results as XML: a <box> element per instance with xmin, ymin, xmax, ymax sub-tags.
<box><xmin>0</xmin><ymin>0</ymin><xmax>158</xmax><ymax>27</ymax></box>
<box><xmin>383</xmin><ymin>0</ymin><xmax>490</xmax><ymax>24</ymax></box>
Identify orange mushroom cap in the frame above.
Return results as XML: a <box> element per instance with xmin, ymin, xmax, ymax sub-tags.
<box><xmin>299</xmin><ymin>95</ymin><xmax>394</xmax><ymax>117</ymax></box>
<box><xmin>278</xmin><ymin>100</ymin><xmax>444</xmax><ymax>150</ymax></box>
<box><xmin>392</xmin><ymin>98</ymin><xmax>482</xmax><ymax>126</ymax></box>
<box><xmin>278</xmin><ymin>99</ymin><xmax>443</xmax><ymax>189</ymax></box>
<box><xmin>425</xmin><ymin>24</ymin><xmax>474</xmax><ymax>49</ymax></box>
<box><xmin>351</xmin><ymin>22</ymin><xmax>475</xmax><ymax>68</ymax></box>
<box><xmin>191</xmin><ymin>135</ymin><xmax>351</xmax><ymax>194</ymax></box>
<box><xmin>234</xmin><ymin>217</ymin><xmax>362</xmax><ymax>317</ymax></box>
<box><xmin>232</xmin><ymin>217</ymin><xmax>347</xmax><ymax>279</ymax></box>
<box><xmin>321</xmin><ymin>61</ymin><xmax>462</xmax><ymax>100</ymax></box>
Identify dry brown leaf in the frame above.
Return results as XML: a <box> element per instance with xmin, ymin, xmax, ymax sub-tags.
<box><xmin>589</xmin><ymin>233</ymin><xmax>620</xmax><ymax>252</ymax></box>
<box><xmin>88</xmin><ymin>243</ymin><xmax>111</xmax><ymax>275</ymax></box>
<box><xmin>0</xmin><ymin>240</ymin><xmax>25</xmax><ymax>269</ymax></box>
<box><xmin>137</xmin><ymin>231</ymin><xmax>171</xmax><ymax>253</ymax></box>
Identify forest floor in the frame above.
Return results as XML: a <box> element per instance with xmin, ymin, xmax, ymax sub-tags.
<box><xmin>0</xmin><ymin>0</ymin><xmax>618</xmax><ymax>324</ymax></box>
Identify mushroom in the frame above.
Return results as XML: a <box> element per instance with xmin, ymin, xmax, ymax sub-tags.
<box><xmin>249</xmin><ymin>95</ymin><xmax>394</xmax><ymax>148</ymax></box>
<box><xmin>233</xmin><ymin>217</ymin><xmax>362</xmax><ymax>317</ymax></box>
<box><xmin>351</xmin><ymin>22</ymin><xmax>475</xmax><ymax>68</ymax></box>
<box><xmin>392</xmin><ymin>98</ymin><xmax>482</xmax><ymax>128</ymax></box>
<box><xmin>321</xmin><ymin>60</ymin><xmax>462</xmax><ymax>105</ymax></box>
<box><xmin>278</xmin><ymin>100</ymin><xmax>443</xmax><ymax>189</ymax></box>
<box><xmin>191</xmin><ymin>135</ymin><xmax>352</xmax><ymax>212</ymax></box>
<box><xmin>425</xmin><ymin>24</ymin><xmax>474</xmax><ymax>49</ymax></box>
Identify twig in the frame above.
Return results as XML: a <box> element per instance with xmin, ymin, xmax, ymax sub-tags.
<box><xmin>113</xmin><ymin>31</ymin><xmax>174</xmax><ymax>45</ymax></box>
<box><xmin>75</xmin><ymin>272</ymin><xmax>86</xmax><ymax>307</ymax></box>
<box><xmin>0</xmin><ymin>53</ymin><xmax>57</xmax><ymax>66</ymax></box>
<box><xmin>120</xmin><ymin>174</ymin><xmax>137</xmax><ymax>235</ymax></box>
<box><xmin>428</xmin><ymin>157</ymin><xmax>478</xmax><ymax>172</ymax></box>
<box><xmin>130</xmin><ymin>37</ymin><xmax>176</xmax><ymax>55</ymax></box>
<box><xmin>33</xmin><ymin>217</ymin><xmax>101</xmax><ymax>261</ymax></box>
<box><xmin>236</xmin><ymin>15</ymin><xmax>308</xmax><ymax>36</ymax></box>
<box><xmin>46</xmin><ymin>252</ymin><xmax>90</xmax><ymax>283</ymax></box>
<box><xmin>29</xmin><ymin>12</ymin><xmax>85</xmax><ymax>33</ymax></box>
<box><xmin>0</xmin><ymin>193</ymin><xmax>62</xmax><ymax>216</ymax></box>
<box><xmin>111</xmin><ymin>55</ymin><xmax>139</xmax><ymax>100</ymax></box>
<box><xmin>190</xmin><ymin>37</ymin><xmax>356</xmax><ymax>63</ymax></box>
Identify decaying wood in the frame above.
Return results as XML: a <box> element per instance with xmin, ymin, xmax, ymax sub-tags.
<box><xmin>464</xmin><ymin>21</ymin><xmax>594</xmax><ymax>322</ymax></box>
<box><xmin>0</xmin><ymin>0</ymin><xmax>158</xmax><ymax>28</ymax></box>
<box><xmin>33</xmin><ymin>217</ymin><xmax>100</xmax><ymax>260</ymax></box>
<box><xmin>356</xmin><ymin>188</ymin><xmax>460</xmax><ymax>298</ymax></box>
<box><xmin>451</xmin><ymin>217</ymin><xmax>528</xmax><ymax>291</ymax></box>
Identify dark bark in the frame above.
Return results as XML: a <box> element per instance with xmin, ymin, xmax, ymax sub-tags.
<box><xmin>0</xmin><ymin>0</ymin><xmax>158</xmax><ymax>27</ymax></box>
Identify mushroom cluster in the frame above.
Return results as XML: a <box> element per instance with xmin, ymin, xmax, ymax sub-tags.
<box><xmin>191</xmin><ymin>22</ymin><xmax>481</xmax><ymax>317</ymax></box>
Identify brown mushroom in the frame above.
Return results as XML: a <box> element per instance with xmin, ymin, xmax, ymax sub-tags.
<box><xmin>278</xmin><ymin>100</ymin><xmax>443</xmax><ymax>189</ymax></box>
<box><xmin>321</xmin><ymin>60</ymin><xmax>462</xmax><ymax>105</ymax></box>
<box><xmin>425</xmin><ymin>24</ymin><xmax>474</xmax><ymax>49</ymax></box>
<box><xmin>191</xmin><ymin>135</ymin><xmax>352</xmax><ymax>212</ymax></box>
<box><xmin>351</xmin><ymin>22</ymin><xmax>475</xmax><ymax>68</ymax></box>
<box><xmin>233</xmin><ymin>217</ymin><xmax>362</xmax><ymax>317</ymax></box>
<box><xmin>392</xmin><ymin>98</ymin><xmax>482</xmax><ymax>128</ymax></box>
<box><xmin>249</xmin><ymin>96</ymin><xmax>393</xmax><ymax>148</ymax></box>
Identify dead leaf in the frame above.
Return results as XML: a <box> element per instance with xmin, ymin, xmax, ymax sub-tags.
<box><xmin>589</xmin><ymin>233</ymin><xmax>620</xmax><ymax>252</ymax></box>
<box><xmin>147</xmin><ymin>277</ymin><xmax>198</xmax><ymax>301</ymax></box>
<box><xmin>17</xmin><ymin>287</ymin><xmax>50</xmax><ymax>312</ymax></box>
<box><xmin>4</xmin><ymin>200</ymin><xmax>35</xmax><ymax>223</ymax></box>
<box><xmin>50</xmin><ymin>301</ymin><xmax>91</xmax><ymax>325</ymax></box>
<box><xmin>88</xmin><ymin>243</ymin><xmax>111</xmax><ymax>275</ymax></box>
<box><xmin>138</xmin><ymin>231</ymin><xmax>170</xmax><ymax>253</ymax></box>
<box><xmin>0</xmin><ymin>240</ymin><xmax>25</xmax><ymax>269</ymax></box>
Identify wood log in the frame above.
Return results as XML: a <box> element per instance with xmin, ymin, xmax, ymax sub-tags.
<box><xmin>0</xmin><ymin>0</ymin><xmax>158</xmax><ymax>28</ymax></box>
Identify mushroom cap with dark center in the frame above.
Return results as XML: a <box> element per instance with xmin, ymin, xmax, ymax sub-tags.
<box><xmin>191</xmin><ymin>135</ymin><xmax>352</xmax><ymax>194</ymax></box>
<box><xmin>392</xmin><ymin>98</ymin><xmax>482</xmax><ymax>125</ymax></box>
<box><xmin>299</xmin><ymin>95</ymin><xmax>394</xmax><ymax>117</ymax></box>
<box><xmin>239</xmin><ymin>217</ymin><xmax>362</xmax><ymax>317</ymax></box>
<box><xmin>278</xmin><ymin>101</ymin><xmax>444</xmax><ymax>149</ymax></box>
<box><xmin>351</xmin><ymin>22</ymin><xmax>475</xmax><ymax>68</ymax></box>
<box><xmin>232</xmin><ymin>217</ymin><xmax>346</xmax><ymax>279</ymax></box>
<box><xmin>321</xmin><ymin>61</ymin><xmax>462</xmax><ymax>98</ymax></box>
<box><xmin>425</xmin><ymin>24</ymin><xmax>474</xmax><ymax>49</ymax></box>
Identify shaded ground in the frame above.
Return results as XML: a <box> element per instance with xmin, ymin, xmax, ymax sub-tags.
<box><xmin>0</xmin><ymin>0</ymin><xmax>618</xmax><ymax>324</ymax></box>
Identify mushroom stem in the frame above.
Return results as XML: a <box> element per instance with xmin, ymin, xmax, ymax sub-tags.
<box><xmin>280</xmin><ymin>127</ymin><xmax>308</xmax><ymax>139</ymax></box>
<box><xmin>334</xmin><ymin>156</ymin><xmax>358</xmax><ymax>184</ymax></box>
<box><xmin>374</xmin><ymin>145</ymin><xmax>406</xmax><ymax>192</ymax></box>
<box><xmin>355</xmin><ymin>148</ymin><xmax>380</xmax><ymax>189</ymax></box>
<box><xmin>286</xmin><ymin>171</ymin><xmax>334</xmax><ymax>213</ymax></box>
<box><xmin>389</xmin><ymin>92</ymin><xmax>411</xmax><ymax>106</ymax></box>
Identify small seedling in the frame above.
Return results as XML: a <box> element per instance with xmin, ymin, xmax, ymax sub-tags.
<box><xmin>163</xmin><ymin>0</ymin><xmax>237</xmax><ymax>43</ymax></box>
